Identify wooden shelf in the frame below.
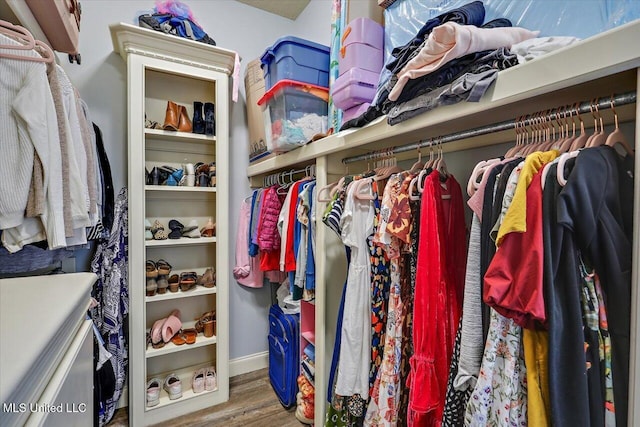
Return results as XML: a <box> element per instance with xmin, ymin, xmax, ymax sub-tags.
<box><xmin>145</xmin><ymin>128</ymin><xmax>216</xmax><ymax>143</ymax></box>
<box><xmin>146</xmin><ymin>237</ymin><xmax>216</xmax><ymax>247</ymax></box>
<box><xmin>146</xmin><ymin>185</ymin><xmax>216</xmax><ymax>193</ymax></box>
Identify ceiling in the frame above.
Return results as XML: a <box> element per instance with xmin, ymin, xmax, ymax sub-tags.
<box><xmin>235</xmin><ymin>0</ymin><xmax>311</xmax><ymax>20</ymax></box>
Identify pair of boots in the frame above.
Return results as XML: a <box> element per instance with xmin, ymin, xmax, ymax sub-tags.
<box><xmin>192</xmin><ymin>101</ymin><xmax>215</xmax><ymax>136</ymax></box>
<box><xmin>163</xmin><ymin>101</ymin><xmax>192</xmax><ymax>132</ymax></box>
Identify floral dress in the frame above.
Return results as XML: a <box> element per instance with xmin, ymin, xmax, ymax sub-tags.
<box><xmin>465</xmin><ymin>308</ymin><xmax>527</xmax><ymax>426</ymax></box>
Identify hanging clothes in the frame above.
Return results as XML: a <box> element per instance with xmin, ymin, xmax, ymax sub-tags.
<box><xmin>409</xmin><ymin>171</ymin><xmax>466</xmax><ymax>426</ymax></box>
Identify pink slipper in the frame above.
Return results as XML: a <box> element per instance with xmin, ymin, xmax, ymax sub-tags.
<box><xmin>162</xmin><ymin>309</ymin><xmax>182</xmax><ymax>343</ymax></box>
<box><xmin>151</xmin><ymin>318</ymin><xmax>166</xmax><ymax>348</ymax></box>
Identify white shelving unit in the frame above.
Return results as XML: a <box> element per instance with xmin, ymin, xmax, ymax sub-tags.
<box><xmin>111</xmin><ymin>22</ymin><xmax>236</xmax><ymax>426</ymax></box>
<box><xmin>247</xmin><ymin>20</ymin><xmax>640</xmax><ymax>426</ymax></box>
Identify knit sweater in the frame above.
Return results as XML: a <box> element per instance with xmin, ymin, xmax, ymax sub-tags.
<box><xmin>0</xmin><ymin>34</ymin><xmax>65</xmax><ymax>250</ymax></box>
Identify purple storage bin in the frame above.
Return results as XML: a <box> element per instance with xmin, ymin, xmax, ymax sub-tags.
<box><xmin>343</xmin><ymin>18</ymin><xmax>384</xmax><ymax>49</ymax></box>
<box><xmin>342</xmin><ymin>102</ymin><xmax>370</xmax><ymax>123</ymax></box>
<box><xmin>339</xmin><ymin>43</ymin><xmax>383</xmax><ymax>76</ymax></box>
<box><xmin>332</xmin><ymin>68</ymin><xmax>379</xmax><ymax>110</ymax></box>
<box><xmin>339</xmin><ymin>18</ymin><xmax>384</xmax><ymax>76</ymax></box>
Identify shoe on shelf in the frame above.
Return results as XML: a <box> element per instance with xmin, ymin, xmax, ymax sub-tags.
<box><xmin>151</xmin><ymin>220</ymin><xmax>167</xmax><ymax>240</ymax></box>
<box><xmin>162</xmin><ymin>309</ymin><xmax>182</xmax><ymax>343</ymax></box>
<box><xmin>168</xmin><ymin>274</ymin><xmax>180</xmax><ymax>293</ymax></box>
<box><xmin>147</xmin><ymin>167</ymin><xmax>160</xmax><ymax>185</ymax></box>
<box><xmin>146</xmin><ymin>277</ymin><xmax>158</xmax><ymax>297</ymax></box>
<box><xmin>205</xmin><ymin>366</ymin><xmax>217</xmax><ymax>391</ymax></box>
<box><xmin>201</xmin><ymin>218</ymin><xmax>215</xmax><ymax>237</ymax></box>
<box><xmin>145</xmin><ymin>219</ymin><xmax>153</xmax><ymax>240</ymax></box>
<box><xmin>197</xmin><ymin>267</ymin><xmax>216</xmax><ymax>288</ymax></box>
<box><xmin>196</xmin><ymin>163</ymin><xmax>210</xmax><ymax>187</ymax></box>
<box><xmin>156</xmin><ymin>259</ymin><xmax>172</xmax><ymax>275</ymax></box>
<box><xmin>193</xmin><ymin>101</ymin><xmax>205</xmax><ymax>134</ymax></box>
<box><xmin>192</xmin><ymin>369</ymin><xmax>205</xmax><ymax>393</ymax></box>
<box><xmin>164</xmin><ymin>373</ymin><xmax>183</xmax><ymax>400</ymax></box>
<box><xmin>163</xmin><ymin>101</ymin><xmax>180</xmax><ymax>131</ymax></box>
<box><xmin>181</xmin><ymin>163</ymin><xmax>195</xmax><ymax>187</ymax></box>
<box><xmin>183</xmin><ymin>328</ymin><xmax>197</xmax><ymax>344</ymax></box>
<box><xmin>179</xmin><ymin>272</ymin><xmax>198</xmax><ymax>292</ymax></box>
<box><xmin>157</xmin><ymin>275</ymin><xmax>169</xmax><ymax>294</ymax></box>
<box><xmin>178</xmin><ymin>105</ymin><xmax>192</xmax><ymax>133</ymax></box>
<box><xmin>150</xmin><ymin>318</ymin><xmax>166</xmax><ymax>349</ymax></box>
<box><xmin>146</xmin><ymin>260</ymin><xmax>158</xmax><ymax>278</ymax></box>
<box><xmin>204</xmin><ymin>102</ymin><xmax>215</xmax><ymax>136</ymax></box>
<box><xmin>168</xmin><ymin>219</ymin><xmax>184</xmax><ymax>239</ymax></box>
<box><xmin>146</xmin><ymin>378</ymin><xmax>161</xmax><ymax>407</ymax></box>
<box><xmin>195</xmin><ymin>310</ymin><xmax>216</xmax><ymax>336</ymax></box>
<box><xmin>145</xmin><ymin>114</ymin><xmax>161</xmax><ymax>130</ymax></box>
<box><xmin>182</xmin><ymin>220</ymin><xmax>201</xmax><ymax>238</ymax></box>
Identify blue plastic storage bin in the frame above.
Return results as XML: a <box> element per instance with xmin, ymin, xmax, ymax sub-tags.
<box><xmin>261</xmin><ymin>36</ymin><xmax>330</xmax><ymax>91</ymax></box>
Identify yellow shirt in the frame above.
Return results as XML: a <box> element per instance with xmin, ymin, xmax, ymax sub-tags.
<box><xmin>496</xmin><ymin>150</ymin><xmax>559</xmax><ymax>246</ymax></box>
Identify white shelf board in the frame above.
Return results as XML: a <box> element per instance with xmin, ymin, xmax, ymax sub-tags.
<box><xmin>146</xmin><ymin>185</ymin><xmax>217</xmax><ymax>193</ymax></box>
<box><xmin>146</xmin><ymin>331</ymin><xmax>217</xmax><ymax>359</ymax></box>
<box><xmin>146</xmin><ymin>237</ymin><xmax>217</xmax><ymax>247</ymax></box>
<box><xmin>147</xmin><ymin>385</ymin><xmax>218</xmax><ymax>411</ymax></box>
<box><xmin>146</xmin><ymin>285</ymin><xmax>217</xmax><ymax>303</ymax></box>
<box><xmin>247</xmin><ymin>19</ymin><xmax>640</xmax><ymax>178</ymax></box>
<box><xmin>145</xmin><ymin>128</ymin><xmax>216</xmax><ymax>143</ymax></box>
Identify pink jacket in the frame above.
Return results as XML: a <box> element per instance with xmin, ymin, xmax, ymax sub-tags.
<box><xmin>257</xmin><ymin>187</ymin><xmax>282</xmax><ymax>252</ymax></box>
<box><xmin>234</xmin><ymin>199</ymin><xmax>263</xmax><ymax>288</ymax></box>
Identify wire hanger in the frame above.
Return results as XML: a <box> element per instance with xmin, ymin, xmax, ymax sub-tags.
<box><xmin>604</xmin><ymin>95</ymin><xmax>634</xmax><ymax>156</ymax></box>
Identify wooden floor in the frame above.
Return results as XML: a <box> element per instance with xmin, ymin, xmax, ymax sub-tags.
<box><xmin>108</xmin><ymin>368</ymin><xmax>303</xmax><ymax>427</ymax></box>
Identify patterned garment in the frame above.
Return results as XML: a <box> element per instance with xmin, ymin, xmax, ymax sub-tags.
<box><xmin>364</xmin><ymin>256</ymin><xmax>405</xmax><ymax>426</ymax></box>
<box><xmin>397</xmin><ymin>200</ymin><xmax>420</xmax><ymax>427</ymax></box>
<box><xmin>368</xmin><ymin>182</ymin><xmax>391</xmax><ymax>394</ymax></box>
<box><xmin>442</xmin><ymin>319</ymin><xmax>471</xmax><ymax>426</ymax></box>
<box><xmin>465</xmin><ymin>308</ymin><xmax>527</xmax><ymax>426</ymax></box>
<box><xmin>580</xmin><ymin>263</ymin><xmax>615</xmax><ymax>426</ymax></box>
<box><xmin>90</xmin><ymin>187</ymin><xmax>129</xmax><ymax>426</ymax></box>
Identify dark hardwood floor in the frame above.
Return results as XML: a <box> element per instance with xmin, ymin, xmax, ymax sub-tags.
<box><xmin>108</xmin><ymin>368</ymin><xmax>304</xmax><ymax>426</ymax></box>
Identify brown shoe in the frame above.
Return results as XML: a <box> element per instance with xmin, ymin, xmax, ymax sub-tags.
<box><xmin>163</xmin><ymin>101</ymin><xmax>180</xmax><ymax>130</ymax></box>
<box><xmin>178</xmin><ymin>106</ymin><xmax>192</xmax><ymax>132</ymax></box>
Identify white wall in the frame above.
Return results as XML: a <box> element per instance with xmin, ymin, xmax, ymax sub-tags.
<box><xmin>60</xmin><ymin>0</ymin><xmax>330</xmax><ymax>359</ymax></box>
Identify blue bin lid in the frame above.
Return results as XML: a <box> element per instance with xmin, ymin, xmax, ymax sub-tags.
<box><xmin>260</xmin><ymin>35</ymin><xmax>330</xmax><ymax>66</ymax></box>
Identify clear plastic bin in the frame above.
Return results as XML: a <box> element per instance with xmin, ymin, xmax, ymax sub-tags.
<box><xmin>257</xmin><ymin>79</ymin><xmax>329</xmax><ymax>154</ymax></box>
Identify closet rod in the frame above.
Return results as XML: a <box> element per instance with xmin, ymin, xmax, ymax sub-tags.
<box><xmin>342</xmin><ymin>91</ymin><xmax>637</xmax><ymax>164</ymax></box>
<box><xmin>263</xmin><ymin>164</ymin><xmax>316</xmax><ymax>186</ymax></box>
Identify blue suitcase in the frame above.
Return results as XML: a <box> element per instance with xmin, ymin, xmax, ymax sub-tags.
<box><xmin>268</xmin><ymin>304</ymin><xmax>300</xmax><ymax>408</ymax></box>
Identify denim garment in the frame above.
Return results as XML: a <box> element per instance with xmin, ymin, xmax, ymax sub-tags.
<box><xmin>387</xmin><ymin>67</ymin><xmax>499</xmax><ymax>125</ymax></box>
<box><xmin>387</xmin><ymin>1</ymin><xmax>486</xmax><ymax>73</ymax></box>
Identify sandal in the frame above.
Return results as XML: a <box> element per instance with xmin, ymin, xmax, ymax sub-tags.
<box><xmin>183</xmin><ymin>220</ymin><xmax>201</xmax><ymax>238</ymax></box>
<box><xmin>150</xmin><ymin>318</ymin><xmax>166</xmax><ymax>349</ymax></box>
<box><xmin>162</xmin><ymin>309</ymin><xmax>182</xmax><ymax>343</ymax></box>
<box><xmin>197</xmin><ymin>267</ymin><xmax>216</xmax><ymax>288</ymax></box>
<box><xmin>209</xmin><ymin>162</ymin><xmax>216</xmax><ymax>187</ymax></box>
<box><xmin>195</xmin><ymin>310</ymin><xmax>216</xmax><ymax>337</ymax></box>
<box><xmin>200</xmin><ymin>218</ymin><xmax>215</xmax><ymax>237</ymax></box>
<box><xmin>179</xmin><ymin>272</ymin><xmax>198</xmax><ymax>292</ymax></box>
<box><xmin>196</xmin><ymin>163</ymin><xmax>210</xmax><ymax>187</ymax></box>
<box><xmin>156</xmin><ymin>259</ymin><xmax>172</xmax><ymax>276</ymax></box>
<box><xmin>183</xmin><ymin>328</ymin><xmax>197</xmax><ymax>344</ymax></box>
<box><xmin>171</xmin><ymin>330</ymin><xmax>187</xmax><ymax>346</ymax></box>
<box><xmin>157</xmin><ymin>275</ymin><xmax>169</xmax><ymax>294</ymax></box>
<box><xmin>168</xmin><ymin>274</ymin><xmax>180</xmax><ymax>292</ymax></box>
<box><xmin>146</xmin><ymin>260</ymin><xmax>158</xmax><ymax>278</ymax></box>
<box><xmin>146</xmin><ymin>277</ymin><xmax>158</xmax><ymax>296</ymax></box>
<box><xmin>150</xmin><ymin>220</ymin><xmax>167</xmax><ymax>240</ymax></box>
<box><xmin>168</xmin><ymin>220</ymin><xmax>184</xmax><ymax>239</ymax></box>
<box><xmin>145</xmin><ymin>219</ymin><xmax>153</xmax><ymax>240</ymax></box>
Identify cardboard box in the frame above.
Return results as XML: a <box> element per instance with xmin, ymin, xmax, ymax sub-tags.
<box><xmin>245</xmin><ymin>58</ymin><xmax>269</xmax><ymax>162</ymax></box>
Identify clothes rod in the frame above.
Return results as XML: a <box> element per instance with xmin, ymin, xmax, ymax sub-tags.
<box><xmin>262</xmin><ymin>164</ymin><xmax>316</xmax><ymax>187</ymax></box>
<box><xmin>342</xmin><ymin>91</ymin><xmax>637</xmax><ymax>165</ymax></box>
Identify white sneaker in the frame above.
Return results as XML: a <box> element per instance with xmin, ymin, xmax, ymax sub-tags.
<box><xmin>205</xmin><ymin>366</ymin><xmax>217</xmax><ymax>391</ymax></box>
<box><xmin>192</xmin><ymin>369</ymin><xmax>205</xmax><ymax>394</ymax></box>
<box><xmin>146</xmin><ymin>378</ymin><xmax>161</xmax><ymax>407</ymax></box>
<box><xmin>181</xmin><ymin>163</ymin><xmax>195</xmax><ymax>187</ymax></box>
<box><xmin>163</xmin><ymin>373</ymin><xmax>182</xmax><ymax>400</ymax></box>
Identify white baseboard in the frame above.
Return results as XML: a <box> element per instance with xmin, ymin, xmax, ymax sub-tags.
<box><xmin>113</xmin><ymin>352</ymin><xmax>268</xmax><ymax>410</ymax></box>
<box><xmin>229</xmin><ymin>351</ymin><xmax>269</xmax><ymax>377</ymax></box>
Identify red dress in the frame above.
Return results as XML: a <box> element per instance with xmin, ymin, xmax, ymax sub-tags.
<box><xmin>409</xmin><ymin>171</ymin><xmax>466</xmax><ymax>426</ymax></box>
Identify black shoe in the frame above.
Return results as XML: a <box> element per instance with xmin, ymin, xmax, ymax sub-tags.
<box><xmin>204</xmin><ymin>102</ymin><xmax>216</xmax><ymax>136</ymax></box>
<box><xmin>193</xmin><ymin>101</ymin><xmax>205</xmax><ymax>134</ymax></box>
